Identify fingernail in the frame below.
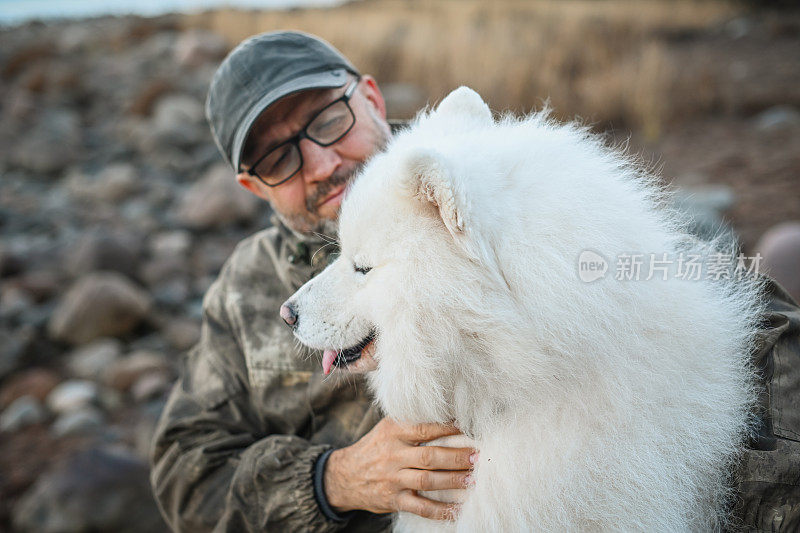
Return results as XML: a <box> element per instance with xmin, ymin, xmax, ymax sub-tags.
<box><xmin>469</xmin><ymin>452</ymin><xmax>479</xmax><ymax>464</ymax></box>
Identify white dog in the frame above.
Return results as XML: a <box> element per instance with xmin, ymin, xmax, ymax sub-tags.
<box><xmin>284</xmin><ymin>87</ymin><xmax>763</xmax><ymax>531</ymax></box>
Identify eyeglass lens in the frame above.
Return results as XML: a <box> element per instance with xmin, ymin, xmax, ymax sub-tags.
<box><xmin>254</xmin><ymin>99</ymin><xmax>354</xmax><ymax>185</ymax></box>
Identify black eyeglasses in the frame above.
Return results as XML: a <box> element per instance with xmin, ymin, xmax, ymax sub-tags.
<box><xmin>245</xmin><ymin>78</ymin><xmax>360</xmax><ymax>187</ymax></box>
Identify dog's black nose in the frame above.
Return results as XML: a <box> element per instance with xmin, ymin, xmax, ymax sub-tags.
<box><xmin>280</xmin><ymin>302</ymin><xmax>298</xmax><ymax>326</ymax></box>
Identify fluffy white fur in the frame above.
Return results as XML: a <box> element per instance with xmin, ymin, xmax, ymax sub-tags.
<box><xmin>287</xmin><ymin>87</ymin><xmax>764</xmax><ymax>532</ymax></box>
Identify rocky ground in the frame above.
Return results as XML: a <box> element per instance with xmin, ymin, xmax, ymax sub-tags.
<box><xmin>0</xmin><ymin>8</ymin><xmax>798</xmax><ymax>532</ymax></box>
<box><xmin>0</xmin><ymin>15</ymin><xmax>263</xmax><ymax>531</ymax></box>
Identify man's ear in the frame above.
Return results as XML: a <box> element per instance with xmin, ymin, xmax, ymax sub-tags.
<box><xmin>360</xmin><ymin>75</ymin><xmax>387</xmax><ymax>121</ymax></box>
<box><xmin>236</xmin><ymin>172</ymin><xmax>271</xmax><ymax>202</ymax></box>
<box><xmin>404</xmin><ymin>150</ymin><xmax>466</xmax><ymax>238</ymax></box>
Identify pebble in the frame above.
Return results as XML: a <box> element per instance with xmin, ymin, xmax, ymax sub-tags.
<box><xmin>67</xmin><ymin>338</ymin><xmax>124</xmax><ymax>380</ymax></box>
<box><xmin>104</xmin><ymin>350</ymin><xmax>172</xmax><ymax>392</ymax></box>
<box><xmin>163</xmin><ymin>317</ymin><xmax>201</xmax><ymax>350</ymax></box>
<box><xmin>1</xmin><ymin>395</ymin><xmax>47</xmax><ymax>432</ymax></box>
<box><xmin>175</xmin><ymin>163</ymin><xmax>259</xmax><ymax>229</ymax></box>
<box><xmin>755</xmin><ymin>221</ymin><xmax>800</xmax><ymax>302</ymax></box>
<box><xmin>46</xmin><ymin>379</ymin><xmax>100</xmax><ymax>414</ymax></box>
<box><xmin>64</xmin><ymin>230</ymin><xmax>144</xmax><ymax>280</ymax></box>
<box><xmin>755</xmin><ymin>105</ymin><xmax>800</xmax><ymax>132</ymax></box>
<box><xmin>51</xmin><ymin>406</ymin><xmax>105</xmax><ymax>437</ymax></box>
<box><xmin>131</xmin><ymin>372</ymin><xmax>171</xmax><ymax>403</ymax></box>
<box><xmin>149</xmin><ymin>229</ymin><xmax>192</xmax><ymax>258</ymax></box>
<box><xmin>12</xmin><ymin>446</ymin><xmax>169</xmax><ymax>532</ymax></box>
<box><xmin>48</xmin><ymin>272</ymin><xmax>152</xmax><ymax>345</ymax></box>
<box><xmin>173</xmin><ymin>30</ymin><xmax>228</xmax><ymax>67</ymax></box>
<box><xmin>0</xmin><ymin>368</ymin><xmax>62</xmax><ymax>409</ymax></box>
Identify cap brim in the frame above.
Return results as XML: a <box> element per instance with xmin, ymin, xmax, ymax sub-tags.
<box><xmin>231</xmin><ymin>68</ymin><xmax>349</xmax><ymax>172</ymax></box>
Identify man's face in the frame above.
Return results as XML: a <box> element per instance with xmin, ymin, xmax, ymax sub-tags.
<box><xmin>237</xmin><ymin>76</ymin><xmax>390</xmax><ymax>236</ymax></box>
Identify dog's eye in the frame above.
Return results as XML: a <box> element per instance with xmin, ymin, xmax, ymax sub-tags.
<box><xmin>354</xmin><ymin>264</ymin><xmax>372</xmax><ymax>275</ymax></box>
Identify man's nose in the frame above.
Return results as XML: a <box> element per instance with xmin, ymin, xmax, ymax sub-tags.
<box><xmin>299</xmin><ymin>138</ymin><xmax>341</xmax><ymax>183</ymax></box>
<box><xmin>280</xmin><ymin>302</ymin><xmax>298</xmax><ymax>326</ymax></box>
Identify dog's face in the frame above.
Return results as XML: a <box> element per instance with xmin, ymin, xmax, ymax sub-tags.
<box><xmin>283</xmin><ymin>88</ymin><xmax>499</xmax><ymax>421</ymax></box>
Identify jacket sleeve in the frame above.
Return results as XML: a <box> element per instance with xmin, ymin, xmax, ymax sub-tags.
<box><xmin>149</xmin><ymin>277</ymin><xmax>345</xmax><ymax>533</ymax></box>
<box><xmin>733</xmin><ymin>278</ymin><xmax>800</xmax><ymax>531</ymax></box>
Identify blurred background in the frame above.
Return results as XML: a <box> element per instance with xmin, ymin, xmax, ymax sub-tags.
<box><xmin>1</xmin><ymin>0</ymin><xmax>798</xmax><ymax>531</ymax></box>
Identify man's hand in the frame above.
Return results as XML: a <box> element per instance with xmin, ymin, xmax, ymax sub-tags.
<box><xmin>324</xmin><ymin>419</ymin><xmax>477</xmax><ymax>520</ymax></box>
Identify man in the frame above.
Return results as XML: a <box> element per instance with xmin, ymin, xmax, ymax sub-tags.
<box><xmin>150</xmin><ymin>31</ymin><xmax>475</xmax><ymax>532</ymax></box>
<box><xmin>151</xmin><ymin>31</ymin><xmax>800</xmax><ymax>532</ymax></box>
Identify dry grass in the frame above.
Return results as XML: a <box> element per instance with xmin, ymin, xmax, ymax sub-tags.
<box><xmin>182</xmin><ymin>0</ymin><xmax>741</xmax><ymax>137</ymax></box>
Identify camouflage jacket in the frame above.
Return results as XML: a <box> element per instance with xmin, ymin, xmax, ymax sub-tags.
<box><xmin>150</xmin><ymin>218</ymin><xmax>800</xmax><ymax>532</ymax></box>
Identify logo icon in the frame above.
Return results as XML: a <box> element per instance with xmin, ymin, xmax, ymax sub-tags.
<box><xmin>577</xmin><ymin>250</ymin><xmax>608</xmax><ymax>283</ymax></box>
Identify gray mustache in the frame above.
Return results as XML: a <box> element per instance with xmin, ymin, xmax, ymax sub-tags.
<box><xmin>306</xmin><ymin>162</ymin><xmax>366</xmax><ymax>212</ymax></box>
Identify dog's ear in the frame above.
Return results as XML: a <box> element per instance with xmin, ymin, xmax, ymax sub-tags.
<box><xmin>434</xmin><ymin>86</ymin><xmax>492</xmax><ymax>125</ymax></box>
<box><xmin>404</xmin><ymin>150</ymin><xmax>465</xmax><ymax>238</ymax></box>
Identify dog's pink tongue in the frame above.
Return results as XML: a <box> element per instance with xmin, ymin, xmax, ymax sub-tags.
<box><xmin>322</xmin><ymin>349</ymin><xmax>338</xmax><ymax>375</ymax></box>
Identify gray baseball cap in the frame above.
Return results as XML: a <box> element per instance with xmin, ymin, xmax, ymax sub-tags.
<box><xmin>205</xmin><ymin>31</ymin><xmax>360</xmax><ymax>172</ymax></box>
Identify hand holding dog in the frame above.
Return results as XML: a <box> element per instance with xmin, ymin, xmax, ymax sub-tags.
<box><xmin>324</xmin><ymin>419</ymin><xmax>477</xmax><ymax>520</ymax></box>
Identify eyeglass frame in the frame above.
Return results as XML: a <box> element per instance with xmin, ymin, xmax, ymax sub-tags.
<box><xmin>243</xmin><ymin>76</ymin><xmax>361</xmax><ymax>188</ymax></box>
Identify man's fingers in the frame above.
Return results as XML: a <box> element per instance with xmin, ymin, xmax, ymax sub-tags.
<box><xmin>396</xmin><ymin>491</ymin><xmax>459</xmax><ymax>521</ymax></box>
<box><xmin>400</xmin><ymin>422</ymin><xmax>461</xmax><ymax>444</ymax></box>
<box><xmin>399</xmin><ymin>468</ymin><xmax>471</xmax><ymax>492</ymax></box>
<box><xmin>407</xmin><ymin>445</ymin><xmax>474</xmax><ymax>471</ymax></box>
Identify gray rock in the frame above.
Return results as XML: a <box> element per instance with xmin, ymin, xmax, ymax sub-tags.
<box><xmin>0</xmin><ymin>327</ymin><xmax>32</xmax><ymax>381</ymax></box>
<box><xmin>98</xmin><ymin>387</ymin><xmax>124</xmax><ymax>412</ymax></box>
<box><xmin>149</xmin><ymin>229</ymin><xmax>192</xmax><ymax>258</ymax></box>
<box><xmin>0</xmin><ymin>367</ymin><xmax>61</xmax><ymax>409</ymax></box>
<box><xmin>51</xmin><ymin>406</ymin><xmax>105</xmax><ymax>437</ymax></box>
<box><xmin>67</xmin><ymin>163</ymin><xmax>141</xmax><ymax>203</ymax></box>
<box><xmin>755</xmin><ymin>105</ymin><xmax>800</xmax><ymax>132</ymax></box>
<box><xmin>163</xmin><ymin>317</ymin><xmax>201</xmax><ymax>351</ymax></box>
<box><xmin>120</xmin><ymin>199</ymin><xmax>159</xmax><ymax>232</ymax></box>
<box><xmin>64</xmin><ymin>230</ymin><xmax>144</xmax><ymax>279</ymax></box>
<box><xmin>140</xmin><ymin>255</ymin><xmax>189</xmax><ymax>287</ymax></box>
<box><xmin>755</xmin><ymin>221</ymin><xmax>800</xmax><ymax>302</ymax></box>
<box><xmin>192</xmin><ymin>236</ymin><xmax>239</xmax><ymax>276</ymax></box>
<box><xmin>3</xmin><ymin>233</ymin><xmax>57</xmax><ymax>274</ymax></box>
<box><xmin>127</xmin><ymin>332</ymin><xmax>171</xmax><ymax>354</ymax></box>
<box><xmin>46</xmin><ymin>379</ymin><xmax>100</xmax><ymax>414</ymax></box>
<box><xmin>48</xmin><ymin>272</ymin><xmax>152</xmax><ymax>345</ymax></box>
<box><xmin>12</xmin><ymin>446</ymin><xmax>168</xmax><ymax>533</ymax></box>
<box><xmin>193</xmin><ymin>275</ymin><xmax>216</xmax><ymax>297</ymax></box>
<box><xmin>5</xmin><ymin>87</ymin><xmax>36</xmax><ymax>122</ymax></box>
<box><xmin>19</xmin><ymin>301</ymin><xmax>57</xmax><ymax>330</ymax></box>
<box><xmin>1</xmin><ymin>395</ymin><xmax>47</xmax><ymax>432</ymax></box>
<box><xmin>0</xmin><ymin>284</ymin><xmax>34</xmax><ymax>320</ymax></box>
<box><xmin>140</xmin><ymin>31</ymin><xmax>178</xmax><ymax>60</ymax></box>
<box><xmin>10</xmin><ymin>108</ymin><xmax>81</xmax><ymax>175</ymax></box>
<box><xmin>13</xmin><ymin>269</ymin><xmax>63</xmax><ymax>302</ymax></box>
<box><xmin>148</xmin><ymin>94</ymin><xmax>206</xmax><ymax>149</ymax></box>
<box><xmin>67</xmin><ymin>338</ymin><xmax>124</xmax><ymax>380</ymax></box>
<box><xmin>104</xmin><ymin>350</ymin><xmax>172</xmax><ymax>392</ymax></box>
<box><xmin>134</xmin><ymin>399</ymin><xmax>166</xmax><ymax>460</ymax></box>
<box><xmin>724</xmin><ymin>17</ymin><xmax>752</xmax><ymax>40</ymax></box>
<box><xmin>131</xmin><ymin>372</ymin><xmax>171</xmax><ymax>403</ymax></box>
<box><xmin>173</xmin><ymin>30</ymin><xmax>228</xmax><ymax>67</ymax></box>
<box><xmin>151</xmin><ymin>278</ymin><xmax>191</xmax><ymax>307</ymax></box>
<box><xmin>175</xmin><ymin>163</ymin><xmax>259</xmax><ymax>229</ymax></box>
<box><xmin>57</xmin><ymin>23</ymin><xmax>96</xmax><ymax>53</ymax></box>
